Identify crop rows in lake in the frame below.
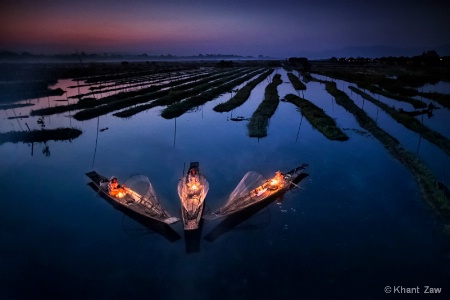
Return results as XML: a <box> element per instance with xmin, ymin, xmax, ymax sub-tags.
<box><xmin>69</xmin><ymin>69</ymin><xmax>208</xmax><ymax>101</ymax></box>
<box><xmin>30</xmin><ymin>67</ymin><xmax>271</xmax><ymax>121</ymax></box>
<box><xmin>31</xmin><ymin>68</ymin><xmax>232</xmax><ymax>116</ymax></box>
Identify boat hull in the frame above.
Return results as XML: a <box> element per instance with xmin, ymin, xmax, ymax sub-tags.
<box><xmin>181</xmin><ymin>202</ymin><xmax>204</xmax><ymax>230</ymax></box>
<box><xmin>204</xmin><ymin>163</ymin><xmax>308</xmax><ymax>220</ymax></box>
<box><xmin>178</xmin><ymin>162</ymin><xmax>209</xmax><ymax>230</ymax></box>
<box><xmin>86</xmin><ymin>171</ymin><xmax>179</xmax><ymax>225</ymax></box>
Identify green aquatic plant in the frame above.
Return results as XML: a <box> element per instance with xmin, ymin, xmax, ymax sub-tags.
<box><xmin>213</xmin><ymin>69</ymin><xmax>273</xmax><ymax>112</ymax></box>
<box><xmin>284</xmin><ymin>94</ymin><xmax>348</xmax><ymax>141</ymax></box>
<box><xmin>300</xmin><ymin>71</ymin><xmax>313</xmax><ymax>83</ymax></box>
<box><xmin>247</xmin><ymin>73</ymin><xmax>283</xmax><ymax>138</ymax></box>
<box><xmin>73</xmin><ymin>69</ymin><xmax>205</xmax><ymax>100</ymax></box>
<box><xmin>311</xmin><ymin>65</ymin><xmax>427</xmax><ymax>109</ymax></box>
<box><xmin>0</xmin><ymin>128</ymin><xmax>82</xmax><ymax>145</ymax></box>
<box><xmin>160</xmin><ymin>68</ymin><xmax>267</xmax><ymax>119</ymax></box>
<box><xmin>0</xmin><ymin>103</ymin><xmax>34</xmax><ymax>110</ymax></box>
<box><xmin>73</xmin><ymin>68</ymin><xmax>252</xmax><ymax>120</ymax></box>
<box><xmin>116</xmin><ymin>68</ymin><xmax>262</xmax><ymax>118</ymax></box>
<box><xmin>286</xmin><ymin>72</ymin><xmax>306</xmax><ymax>90</ymax></box>
<box><xmin>349</xmin><ymin>86</ymin><xmax>450</xmax><ymax>157</ymax></box>
<box><xmin>357</xmin><ymin>83</ymin><xmax>426</xmax><ymax>109</ymax></box>
<box><xmin>31</xmin><ymin>69</ymin><xmax>227</xmax><ymax>116</ymax></box>
<box><xmin>325</xmin><ymin>81</ymin><xmax>450</xmax><ymax>219</ymax></box>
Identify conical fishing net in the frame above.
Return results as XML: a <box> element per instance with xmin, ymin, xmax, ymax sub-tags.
<box><xmin>124</xmin><ymin>174</ymin><xmax>162</xmax><ymax>212</ymax></box>
<box><xmin>225</xmin><ymin>171</ymin><xmax>266</xmax><ymax>206</ymax></box>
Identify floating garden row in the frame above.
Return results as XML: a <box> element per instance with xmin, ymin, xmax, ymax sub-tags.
<box><xmin>213</xmin><ymin>69</ymin><xmax>274</xmax><ymax>112</ymax></box>
<box><xmin>0</xmin><ymin>128</ymin><xmax>82</xmax><ymax>145</ymax></box>
<box><xmin>312</xmin><ymin>68</ymin><xmax>428</xmax><ymax>109</ymax></box>
<box><xmin>81</xmin><ymin>65</ymin><xmax>194</xmax><ymax>84</ymax></box>
<box><xmin>356</xmin><ymin>82</ymin><xmax>427</xmax><ymax>109</ymax></box>
<box><xmin>286</xmin><ymin>72</ymin><xmax>306</xmax><ymax>90</ymax></box>
<box><xmin>30</xmin><ymin>68</ymin><xmax>234</xmax><ymax>117</ymax></box>
<box><xmin>325</xmin><ymin>81</ymin><xmax>450</xmax><ymax>219</ymax></box>
<box><xmin>160</xmin><ymin>68</ymin><xmax>267</xmax><ymax>119</ymax></box>
<box><xmin>74</xmin><ymin>68</ymin><xmax>256</xmax><ymax>120</ymax></box>
<box><xmin>247</xmin><ymin>73</ymin><xmax>283</xmax><ymax>138</ymax></box>
<box><xmin>349</xmin><ymin>86</ymin><xmax>450</xmax><ymax>157</ymax></box>
<box><xmin>0</xmin><ymin>103</ymin><xmax>34</xmax><ymax>110</ymax></box>
<box><xmin>319</xmin><ymin>65</ymin><xmax>450</xmax><ymax>110</ymax></box>
<box><xmin>73</xmin><ymin>70</ymin><xmax>205</xmax><ymax>100</ymax></box>
<box><xmin>115</xmin><ymin>68</ymin><xmax>262</xmax><ymax>119</ymax></box>
<box><xmin>284</xmin><ymin>94</ymin><xmax>349</xmax><ymax>141</ymax></box>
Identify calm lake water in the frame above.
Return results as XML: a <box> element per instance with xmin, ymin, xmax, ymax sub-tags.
<box><xmin>1</xmin><ymin>68</ymin><xmax>450</xmax><ymax>299</ymax></box>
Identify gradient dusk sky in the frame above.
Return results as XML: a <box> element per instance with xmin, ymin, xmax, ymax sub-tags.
<box><xmin>1</xmin><ymin>0</ymin><xmax>449</xmax><ymax>58</ymax></box>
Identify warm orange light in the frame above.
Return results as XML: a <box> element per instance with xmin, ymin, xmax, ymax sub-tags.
<box><xmin>270</xmin><ymin>179</ymin><xmax>278</xmax><ymax>186</ymax></box>
<box><xmin>117</xmin><ymin>192</ymin><xmax>125</xmax><ymax>198</ymax></box>
<box><xmin>191</xmin><ymin>184</ymin><xmax>198</xmax><ymax>190</ymax></box>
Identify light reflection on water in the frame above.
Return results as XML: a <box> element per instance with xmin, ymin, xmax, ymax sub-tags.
<box><xmin>1</xmin><ymin>68</ymin><xmax>449</xmax><ymax>298</ymax></box>
<box><xmin>419</xmin><ymin>81</ymin><xmax>450</xmax><ymax>94</ymax></box>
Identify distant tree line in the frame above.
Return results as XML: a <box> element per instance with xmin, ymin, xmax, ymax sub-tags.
<box><xmin>327</xmin><ymin>50</ymin><xmax>449</xmax><ymax>67</ymax></box>
<box><xmin>0</xmin><ymin>51</ymin><xmax>266</xmax><ymax>62</ymax></box>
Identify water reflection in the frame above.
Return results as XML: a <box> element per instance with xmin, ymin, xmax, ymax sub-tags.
<box><xmin>204</xmin><ymin>196</ymin><xmax>276</xmax><ymax>242</ymax></box>
<box><xmin>42</xmin><ymin>143</ymin><xmax>50</xmax><ymax>157</ymax></box>
<box><xmin>295</xmin><ymin>114</ymin><xmax>303</xmax><ymax>143</ymax></box>
<box><xmin>2</xmin><ymin>65</ymin><xmax>450</xmax><ymax>298</ymax></box>
<box><xmin>184</xmin><ymin>220</ymin><xmax>203</xmax><ymax>253</ymax></box>
<box><xmin>419</xmin><ymin>81</ymin><xmax>450</xmax><ymax>94</ymax></box>
<box><xmin>204</xmin><ymin>173</ymin><xmax>308</xmax><ymax>242</ymax></box>
<box><xmin>173</xmin><ymin>118</ymin><xmax>177</xmax><ymax>148</ymax></box>
<box><xmin>86</xmin><ymin>181</ymin><xmax>181</xmax><ymax>242</ymax></box>
<box><xmin>92</xmin><ymin>117</ymin><xmax>100</xmax><ymax>169</ymax></box>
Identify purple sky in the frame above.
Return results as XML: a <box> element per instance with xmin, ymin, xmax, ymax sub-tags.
<box><xmin>1</xmin><ymin>0</ymin><xmax>449</xmax><ymax>57</ymax></box>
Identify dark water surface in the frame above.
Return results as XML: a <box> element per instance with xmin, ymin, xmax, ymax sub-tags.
<box><xmin>1</xmin><ymin>68</ymin><xmax>450</xmax><ymax>299</ymax></box>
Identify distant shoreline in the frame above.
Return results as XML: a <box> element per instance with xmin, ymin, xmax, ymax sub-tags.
<box><xmin>0</xmin><ymin>51</ymin><xmax>275</xmax><ymax>63</ymax></box>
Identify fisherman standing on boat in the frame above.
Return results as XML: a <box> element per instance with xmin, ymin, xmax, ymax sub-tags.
<box><xmin>188</xmin><ymin>168</ymin><xmax>199</xmax><ymax>184</ymax></box>
<box><xmin>187</xmin><ymin>168</ymin><xmax>201</xmax><ymax>197</ymax></box>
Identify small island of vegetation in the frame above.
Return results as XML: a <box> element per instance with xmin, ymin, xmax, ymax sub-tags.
<box><xmin>247</xmin><ymin>73</ymin><xmax>283</xmax><ymax>137</ymax></box>
<box><xmin>286</xmin><ymin>72</ymin><xmax>306</xmax><ymax>90</ymax></box>
<box><xmin>0</xmin><ymin>128</ymin><xmax>82</xmax><ymax>145</ymax></box>
<box><xmin>213</xmin><ymin>69</ymin><xmax>273</xmax><ymax>112</ymax></box>
<box><xmin>284</xmin><ymin>94</ymin><xmax>348</xmax><ymax>141</ymax></box>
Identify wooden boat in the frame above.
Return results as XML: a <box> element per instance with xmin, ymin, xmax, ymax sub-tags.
<box><xmin>230</xmin><ymin>116</ymin><xmax>248</xmax><ymax>121</ymax></box>
<box><xmin>398</xmin><ymin>103</ymin><xmax>438</xmax><ymax>118</ymax></box>
<box><xmin>203</xmin><ymin>163</ymin><xmax>308</xmax><ymax>220</ymax></box>
<box><xmin>204</xmin><ymin>171</ymin><xmax>310</xmax><ymax>242</ymax></box>
<box><xmin>86</xmin><ymin>171</ymin><xmax>179</xmax><ymax>225</ymax></box>
<box><xmin>178</xmin><ymin>162</ymin><xmax>209</xmax><ymax>230</ymax></box>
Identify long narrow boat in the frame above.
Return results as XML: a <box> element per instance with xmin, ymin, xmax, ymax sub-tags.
<box><xmin>178</xmin><ymin>162</ymin><xmax>209</xmax><ymax>230</ymax></box>
<box><xmin>203</xmin><ymin>163</ymin><xmax>308</xmax><ymax>220</ymax></box>
<box><xmin>86</xmin><ymin>171</ymin><xmax>179</xmax><ymax>225</ymax></box>
<box><xmin>398</xmin><ymin>107</ymin><xmax>436</xmax><ymax>117</ymax></box>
